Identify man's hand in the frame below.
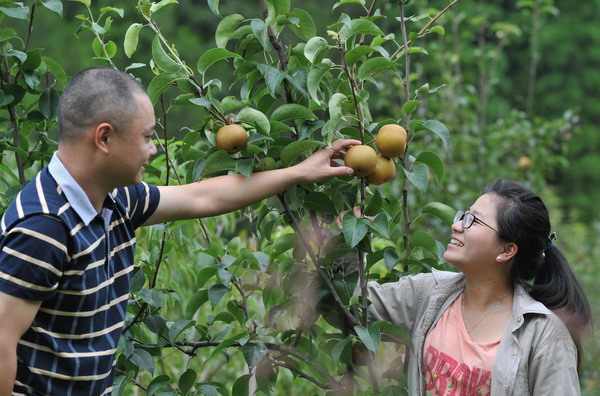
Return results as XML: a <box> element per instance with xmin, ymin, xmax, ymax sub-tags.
<box><xmin>293</xmin><ymin>139</ymin><xmax>362</xmax><ymax>183</ymax></box>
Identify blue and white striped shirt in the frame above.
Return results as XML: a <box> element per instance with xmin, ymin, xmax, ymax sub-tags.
<box><xmin>0</xmin><ymin>153</ymin><xmax>160</xmax><ymax>395</ymax></box>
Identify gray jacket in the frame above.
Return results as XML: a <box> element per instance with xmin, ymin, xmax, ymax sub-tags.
<box><xmin>367</xmin><ymin>270</ymin><xmax>580</xmax><ymax>395</ymax></box>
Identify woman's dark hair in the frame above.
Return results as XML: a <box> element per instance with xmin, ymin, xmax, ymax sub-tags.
<box><xmin>484</xmin><ymin>179</ymin><xmax>591</xmax><ymax>372</ymax></box>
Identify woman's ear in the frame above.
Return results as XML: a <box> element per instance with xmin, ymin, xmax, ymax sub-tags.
<box><xmin>94</xmin><ymin>123</ymin><xmax>115</xmax><ymax>154</ymax></box>
<box><xmin>497</xmin><ymin>242</ymin><xmax>518</xmax><ymax>262</ymax></box>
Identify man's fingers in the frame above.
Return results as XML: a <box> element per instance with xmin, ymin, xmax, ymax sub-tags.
<box><xmin>330</xmin><ymin>139</ymin><xmax>362</xmax><ymax>152</ymax></box>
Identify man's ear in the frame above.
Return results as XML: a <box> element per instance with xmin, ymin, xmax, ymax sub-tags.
<box><xmin>94</xmin><ymin>123</ymin><xmax>115</xmax><ymax>154</ymax></box>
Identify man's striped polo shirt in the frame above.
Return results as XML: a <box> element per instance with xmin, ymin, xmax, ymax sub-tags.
<box><xmin>0</xmin><ymin>153</ymin><xmax>160</xmax><ymax>395</ymax></box>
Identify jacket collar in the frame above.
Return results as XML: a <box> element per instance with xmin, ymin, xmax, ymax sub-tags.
<box><xmin>430</xmin><ymin>269</ymin><xmax>552</xmax><ymax>331</ymax></box>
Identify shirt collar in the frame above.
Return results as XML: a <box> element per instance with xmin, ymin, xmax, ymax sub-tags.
<box><xmin>48</xmin><ymin>152</ymin><xmax>115</xmax><ymax>226</ymax></box>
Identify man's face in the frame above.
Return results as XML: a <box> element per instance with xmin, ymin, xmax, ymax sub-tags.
<box><xmin>109</xmin><ymin>93</ymin><xmax>157</xmax><ymax>186</ymax></box>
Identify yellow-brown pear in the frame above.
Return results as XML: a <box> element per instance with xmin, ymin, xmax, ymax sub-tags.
<box><xmin>216</xmin><ymin>124</ymin><xmax>248</xmax><ymax>154</ymax></box>
<box><xmin>376</xmin><ymin>124</ymin><xmax>407</xmax><ymax>158</ymax></box>
<box><xmin>344</xmin><ymin>145</ymin><xmax>377</xmax><ymax>178</ymax></box>
<box><xmin>366</xmin><ymin>155</ymin><xmax>396</xmax><ymax>185</ymax></box>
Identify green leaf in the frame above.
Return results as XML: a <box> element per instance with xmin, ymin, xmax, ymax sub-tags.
<box><xmin>415</xmin><ymin>151</ymin><xmax>445</xmax><ymax>183</ymax></box>
<box><xmin>271</xmin><ymin>103</ymin><xmax>316</xmax><ymax>123</ymax></box>
<box><xmin>280</xmin><ymin>140</ymin><xmax>320</xmax><ymax>167</ymax></box>
<box><xmin>130</xmin><ymin>349</ymin><xmax>154</xmax><ymax>373</ymax></box>
<box><xmin>410</xmin><ymin>230</ymin><xmax>437</xmax><ymax>254</ymax></box>
<box><xmin>0</xmin><ymin>91</ymin><xmax>14</xmax><ymax>107</ymax></box>
<box><xmin>356</xmin><ymin>57</ymin><xmax>395</xmax><ymax>81</ymax></box>
<box><xmin>197</xmin><ymin>48</ymin><xmax>241</xmax><ymax>75</ymax></box>
<box><xmin>168</xmin><ymin>320</ymin><xmax>195</xmax><ymax>343</ymax></box>
<box><xmin>22</xmin><ymin>49</ymin><xmax>42</xmax><ymax>71</ymax></box>
<box><xmin>0</xmin><ymin>28</ymin><xmax>18</xmax><ymax>42</ymax></box>
<box><xmin>147</xmin><ymin>73</ymin><xmax>184</xmax><ymax>104</ymax></box>
<box><xmin>258</xmin><ymin>64</ymin><xmax>286</xmax><ymax>98</ymax></box>
<box><xmin>42</xmin><ymin>57</ymin><xmax>68</xmax><ymax>87</ymax></box>
<box><xmin>41</xmin><ymin>0</ymin><xmax>63</xmax><ymax>16</ymax></box>
<box><xmin>99</xmin><ymin>6</ymin><xmax>124</xmax><ymax>18</ymax></box>
<box><xmin>39</xmin><ymin>88</ymin><xmax>60</xmax><ymax>119</ymax></box>
<box><xmin>383</xmin><ymin>247</ymin><xmax>399</xmax><ymax>271</ymax></box>
<box><xmin>268</xmin><ymin>0</ymin><xmax>291</xmax><ymax>15</ymax></box>
<box><xmin>342</xmin><ymin>213</ymin><xmax>369</xmax><ymax>248</ymax></box>
<box><xmin>207</xmin><ymin>0</ymin><xmax>220</xmax><ymax>17</ymax></box>
<box><xmin>139</xmin><ymin>288</ymin><xmax>164</xmax><ymax>307</ymax></box>
<box><xmin>145</xmin><ymin>314</ymin><xmax>166</xmax><ymax>335</ymax></box>
<box><xmin>150</xmin><ymin>0</ymin><xmax>178</xmax><ymax>14</ymax></box>
<box><xmin>68</xmin><ymin>0</ymin><xmax>91</xmax><ymax>7</ymax></box>
<box><xmin>0</xmin><ymin>3</ymin><xmax>30</xmax><ymax>20</ymax></box>
<box><xmin>334</xmin><ymin>0</ymin><xmax>366</xmax><ymax>8</ymax></box>
<box><xmin>303</xmin><ymin>192</ymin><xmax>335</xmax><ymax>214</ymax></box>
<box><xmin>345</xmin><ymin>45</ymin><xmax>375</xmax><ymax>67</ymax></box>
<box><xmin>208</xmin><ymin>284</ymin><xmax>229</xmax><ymax>309</ymax></box>
<box><xmin>326</xmin><ymin>92</ymin><xmax>348</xmax><ymax>144</ymax></box>
<box><xmin>367</xmin><ymin>213</ymin><xmax>390</xmax><ymax>239</ymax></box>
<box><xmin>339</xmin><ymin>18</ymin><xmax>384</xmax><ymax>42</ymax></box>
<box><xmin>421</xmin><ymin>202</ymin><xmax>455</xmax><ymax>227</ymax></box>
<box><xmin>185</xmin><ymin>289</ymin><xmax>209</xmax><ymax>318</ymax></box>
<box><xmin>237</xmin><ymin>107</ymin><xmax>270</xmax><ymax>135</ymax></box>
<box><xmin>304</xmin><ymin>36</ymin><xmax>328</xmax><ymax>64</ymax></box>
<box><xmin>215</xmin><ymin>14</ymin><xmax>245</xmax><ymax>48</ymax></box>
<box><xmin>179</xmin><ymin>369</ymin><xmax>197</xmax><ymax>395</ymax></box>
<box><xmin>251</xmin><ymin>19</ymin><xmax>270</xmax><ymax>50</ymax></box>
<box><xmin>147</xmin><ymin>375</ymin><xmax>172</xmax><ymax>395</ymax></box>
<box><xmin>403</xmin><ymin>163</ymin><xmax>428</xmax><ymax>192</ymax></box>
<box><xmin>372</xmin><ymin>321</ymin><xmax>412</xmax><ymax>345</ymax></box>
<box><xmin>422</xmin><ymin>119</ymin><xmax>450</xmax><ymax>152</ymax></box>
<box><xmin>124</xmin><ymin>23</ymin><xmax>143</xmax><ymax>58</ymax></box>
<box><xmin>271</xmin><ymin>233</ymin><xmax>297</xmax><ymax>257</ymax></box>
<box><xmin>200</xmin><ymin>150</ymin><xmax>236</xmax><ymax>177</ymax></box>
<box><xmin>242</xmin><ymin>342</ymin><xmax>268</xmax><ymax>368</ymax></box>
<box><xmin>152</xmin><ymin>35</ymin><xmax>183</xmax><ymax>74</ymax></box>
<box><xmin>354</xmin><ymin>325</ymin><xmax>381</xmax><ymax>352</ymax></box>
<box><xmin>232</xmin><ymin>374</ymin><xmax>251</xmax><ymax>396</ymax></box>
<box><xmin>363</xmin><ymin>188</ymin><xmax>383</xmax><ymax>216</ymax></box>
<box><xmin>104</xmin><ymin>40</ymin><xmax>117</xmax><ymax>58</ymax></box>
<box><xmin>402</xmin><ymin>99</ymin><xmax>420</xmax><ymax>115</ymax></box>
<box><xmin>288</xmin><ymin>8</ymin><xmax>316</xmax><ymax>40</ymax></box>
<box><xmin>307</xmin><ymin>63</ymin><xmax>331</xmax><ymax>104</ymax></box>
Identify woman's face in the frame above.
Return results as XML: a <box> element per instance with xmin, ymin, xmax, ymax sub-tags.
<box><xmin>443</xmin><ymin>193</ymin><xmax>505</xmax><ymax>270</ymax></box>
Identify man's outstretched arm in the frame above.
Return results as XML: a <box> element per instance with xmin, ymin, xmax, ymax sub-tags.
<box><xmin>145</xmin><ymin>139</ymin><xmax>361</xmax><ymax>225</ymax></box>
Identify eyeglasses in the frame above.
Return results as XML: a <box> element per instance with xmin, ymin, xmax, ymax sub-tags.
<box><xmin>453</xmin><ymin>210</ymin><xmax>500</xmax><ymax>234</ymax></box>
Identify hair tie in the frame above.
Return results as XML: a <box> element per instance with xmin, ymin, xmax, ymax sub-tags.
<box><xmin>544</xmin><ymin>232</ymin><xmax>557</xmax><ymax>254</ymax></box>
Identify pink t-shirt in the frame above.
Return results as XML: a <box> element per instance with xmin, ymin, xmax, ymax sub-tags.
<box><xmin>423</xmin><ymin>294</ymin><xmax>500</xmax><ymax>396</ymax></box>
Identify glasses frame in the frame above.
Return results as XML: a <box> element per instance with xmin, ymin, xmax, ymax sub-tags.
<box><xmin>454</xmin><ymin>210</ymin><xmax>500</xmax><ymax>234</ymax></box>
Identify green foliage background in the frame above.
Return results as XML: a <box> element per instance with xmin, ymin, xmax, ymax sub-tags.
<box><xmin>1</xmin><ymin>0</ymin><xmax>599</xmax><ymax>394</ymax></box>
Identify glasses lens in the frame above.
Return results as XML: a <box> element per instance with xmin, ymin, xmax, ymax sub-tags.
<box><xmin>454</xmin><ymin>211</ymin><xmax>464</xmax><ymax>224</ymax></box>
<box><xmin>462</xmin><ymin>213</ymin><xmax>475</xmax><ymax>228</ymax></box>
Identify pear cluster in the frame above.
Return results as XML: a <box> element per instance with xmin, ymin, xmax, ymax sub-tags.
<box><xmin>343</xmin><ymin>124</ymin><xmax>407</xmax><ymax>185</ymax></box>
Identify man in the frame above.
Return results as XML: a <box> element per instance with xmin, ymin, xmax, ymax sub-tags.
<box><xmin>0</xmin><ymin>67</ymin><xmax>359</xmax><ymax>395</ymax></box>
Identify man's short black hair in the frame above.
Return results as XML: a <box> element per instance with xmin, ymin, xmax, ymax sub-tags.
<box><xmin>58</xmin><ymin>67</ymin><xmax>147</xmax><ymax>142</ymax></box>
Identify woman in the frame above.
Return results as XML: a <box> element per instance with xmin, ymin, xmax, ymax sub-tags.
<box><xmin>367</xmin><ymin>180</ymin><xmax>591</xmax><ymax>395</ymax></box>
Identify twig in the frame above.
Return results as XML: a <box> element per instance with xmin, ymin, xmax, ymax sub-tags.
<box><xmin>391</xmin><ymin>0</ymin><xmax>459</xmax><ymax>60</ymax></box>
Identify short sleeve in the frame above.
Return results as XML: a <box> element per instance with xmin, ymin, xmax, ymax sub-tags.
<box><xmin>117</xmin><ymin>182</ymin><xmax>160</xmax><ymax>229</ymax></box>
<box><xmin>0</xmin><ymin>215</ymin><xmax>69</xmax><ymax>301</ymax></box>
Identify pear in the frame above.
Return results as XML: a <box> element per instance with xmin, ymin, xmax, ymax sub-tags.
<box><xmin>216</xmin><ymin>124</ymin><xmax>248</xmax><ymax>154</ymax></box>
<box><xmin>366</xmin><ymin>155</ymin><xmax>396</xmax><ymax>185</ymax></box>
<box><xmin>344</xmin><ymin>145</ymin><xmax>377</xmax><ymax>178</ymax></box>
<box><xmin>376</xmin><ymin>124</ymin><xmax>407</xmax><ymax>157</ymax></box>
